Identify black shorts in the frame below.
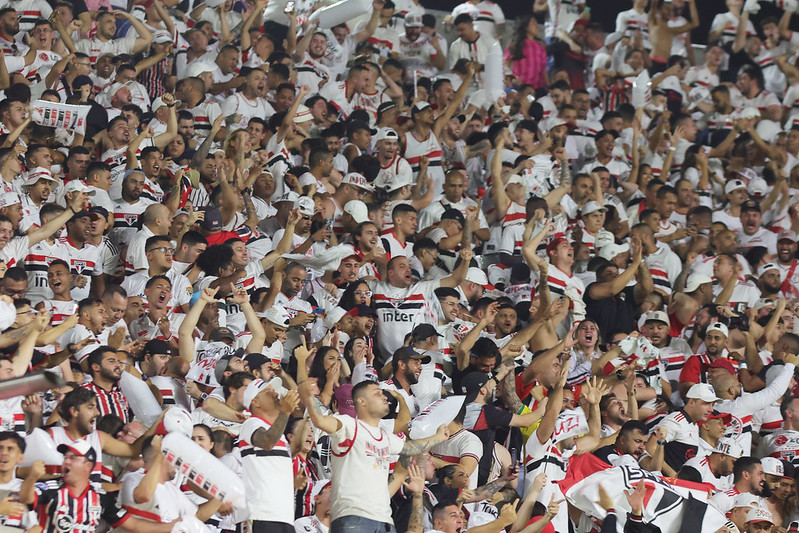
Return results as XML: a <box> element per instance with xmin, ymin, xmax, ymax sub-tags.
<box><xmin>251</xmin><ymin>520</ymin><xmax>295</xmax><ymax>533</ymax></box>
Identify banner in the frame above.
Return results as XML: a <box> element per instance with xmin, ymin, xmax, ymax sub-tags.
<box><xmin>31</xmin><ymin>100</ymin><xmax>91</xmax><ymax>135</ymax></box>
<box><xmin>558</xmin><ymin>454</ymin><xmax>731</xmax><ymax>533</ymax></box>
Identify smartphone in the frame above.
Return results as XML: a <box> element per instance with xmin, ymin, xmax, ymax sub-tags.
<box><xmin>312</xmin><ymin>307</ymin><xmax>324</xmax><ymax>315</ymax></box>
<box><xmin>284</xmin><ymin>1</ymin><xmax>294</xmax><ymax>13</ymax></box>
<box><xmin>325</xmin><ymin>218</ymin><xmax>333</xmax><ymax>231</ymax></box>
<box><xmin>510</xmin><ymin>447</ymin><xmax>518</xmax><ymax>465</ymax></box>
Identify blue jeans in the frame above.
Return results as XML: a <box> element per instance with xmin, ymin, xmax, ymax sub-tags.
<box><xmin>331</xmin><ymin>516</ymin><xmax>396</xmax><ymax>533</ymax></box>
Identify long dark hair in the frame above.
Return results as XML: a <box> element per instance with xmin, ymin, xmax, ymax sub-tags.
<box><xmin>339</xmin><ymin>279</ymin><xmax>371</xmax><ymax>311</ymax></box>
<box><xmin>509</xmin><ymin>15</ymin><xmax>536</xmax><ymax>61</ymax></box>
<box><xmin>309</xmin><ymin>346</ymin><xmax>339</xmax><ymax>392</ymax></box>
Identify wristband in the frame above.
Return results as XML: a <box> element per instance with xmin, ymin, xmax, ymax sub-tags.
<box><xmin>668</xmin><ymin>146</ymin><xmax>676</xmax><ymax>152</ymax></box>
<box><xmin>657</xmin><ymin>440</ymin><xmax>665</xmax><ymax>445</ymax></box>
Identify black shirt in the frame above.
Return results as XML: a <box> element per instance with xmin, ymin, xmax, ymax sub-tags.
<box><xmin>584</xmin><ymin>283</ymin><xmax>638</xmax><ymax>336</ymax></box>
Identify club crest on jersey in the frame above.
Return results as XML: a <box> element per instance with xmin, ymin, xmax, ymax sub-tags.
<box><xmin>73</xmin><ymin>260</ymin><xmax>88</xmax><ymax>272</ymax></box>
<box><xmin>776</xmin><ymin>435</ymin><xmax>789</xmax><ymax>446</ymax></box>
<box><xmin>124</xmin><ymin>214</ymin><xmax>139</xmax><ymax>225</ymax></box>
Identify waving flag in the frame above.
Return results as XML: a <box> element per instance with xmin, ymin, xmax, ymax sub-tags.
<box><xmin>557</xmin><ymin>454</ymin><xmax>732</xmax><ymax>533</ymax></box>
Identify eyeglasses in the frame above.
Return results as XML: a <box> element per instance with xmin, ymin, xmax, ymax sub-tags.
<box><xmin>154</xmin><ymin>247</ymin><xmax>175</xmax><ymax>255</ymax></box>
<box><xmin>354</xmin><ymin>290</ymin><xmax>372</xmax><ymax>297</ymax></box>
<box><xmin>15</xmin><ymin>309</ymin><xmax>35</xmax><ymax>315</ymax></box>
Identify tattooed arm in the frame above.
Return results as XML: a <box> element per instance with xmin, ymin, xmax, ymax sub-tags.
<box><xmin>251</xmin><ymin>391</ymin><xmax>299</xmax><ymax>450</ymax></box>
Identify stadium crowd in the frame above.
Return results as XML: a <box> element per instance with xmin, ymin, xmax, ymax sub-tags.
<box><xmin>2</xmin><ymin>0</ymin><xmax>799</xmax><ymax>531</ymax></box>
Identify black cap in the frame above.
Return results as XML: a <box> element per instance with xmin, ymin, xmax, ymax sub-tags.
<box><xmin>463</xmin><ymin>371</ymin><xmax>490</xmax><ymax>403</ymax></box>
<box><xmin>89</xmin><ymin>205</ymin><xmax>109</xmax><ymax>220</ymax></box>
<box><xmin>441</xmin><ymin>208</ymin><xmax>465</xmax><ymax>226</ymax></box>
<box><xmin>377</xmin><ymin>101</ymin><xmax>398</xmax><ymax>117</ymax></box>
<box><xmin>214</xmin><ymin>347</ymin><xmax>245</xmax><ymax>383</ymax></box>
<box><xmin>411</xmin><ymin>324</ymin><xmax>442</xmax><ymax>343</ymax></box>
<box><xmin>201</xmin><ymin>206</ymin><xmax>223</xmax><ymax>231</ymax></box>
<box><xmin>392</xmin><ymin>346</ymin><xmax>431</xmax><ymax>365</ymax></box>
<box><xmin>57</xmin><ymin>442</ymin><xmax>98</xmax><ymax>464</ymax></box>
<box><xmin>143</xmin><ymin>339</ymin><xmax>171</xmax><ymax>357</ymax></box>
<box><xmin>347</xmin><ymin>304</ymin><xmax>377</xmax><ymax>318</ymax></box>
<box><xmin>244</xmin><ymin>353</ymin><xmax>269</xmax><ymax>372</ymax></box>
<box><xmin>347</xmin><ymin>120</ymin><xmax>376</xmax><ymax>138</ymax></box>
<box><xmin>741</xmin><ymin>200</ymin><xmax>760</xmax><ymax>213</ymax></box>
<box><xmin>72</xmin><ymin>75</ymin><xmax>93</xmax><ymax>90</ymax></box>
<box><xmin>70</xmin><ymin>209</ymin><xmax>101</xmax><ymax>222</ymax></box>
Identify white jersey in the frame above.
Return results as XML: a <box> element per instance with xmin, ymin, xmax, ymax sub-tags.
<box><xmin>23</xmin><ymin>239</ymin><xmax>68</xmax><ymax>305</ymax></box>
<box><xmin>682</xmin><ymin>455</ymin><xmax>731</xmax><ymax>491</ymax></box>
<box><xmin>221</xmin><ymin>93</ymin><xmax>275</xmax><ymax>131</ymax></box>
<box><xmin>59</xmin><ymin>237</ymin><xmax>101</xmax><ymax>301</ymax></box>
<box><xmin>429</xmin><ymin>428</ymin><xmax>483</xmax><ymax>489</ymax></box>
<box><xmin>119</xmin><ymin>471</ymin><xmax>198</xmax><ymax>523</ymax></box>
<box><xmin>368</xmin><ymin>279</ymin><xmax>441</xmax><ymax>358</ymax></box>
<box><xmin>76</xmin><ymin>33</ymin><xmax>138</xmax><ymax>64</ymax></box>
<box><xmin>757</xmin><ymin>430</ymin><xmax>799</xmax><ymax>467</ymax></box>
<box><xmin>404</xmin><ymin>130</ymin><xmax>445</xmax><ymax>200</ymax></box>
<box><xmin>238</xmin><ymin>415</ymin><xmax>294</xmax><ymax>523</ymax></box>
<box><xmin>329</xmin><ymin>414</ymin><xmax>404</xmax><ymax>524</ymax></box>
<box><xmin>111</xmin><ymin>199</ymin><xmax>154</xmax><ymax>249</ymax></box>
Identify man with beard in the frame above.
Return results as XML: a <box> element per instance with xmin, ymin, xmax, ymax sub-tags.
<box><xmin>757</xmin><ymin>264</ymin><xmax>782</xmax><ymax>300</ymax></box>
<box><xmin>712</xmin><ymin>253</ymin><xmax>761</xmax><ymax>309</ymax></box>
<box><xmin>760</xmin><ymin>457</ymin><xmax>794</xmax><ymax>526</ymax></box>
<box><xmin>23</xmin><ymin>203</ymin><xmax>68</xmax><ymax>306</ymax></box>
<box><xmin>680</xmin><ymin>437</ymin><xmax>742</xmax><ymax>491</ymax></box>
<box><xmin>111</xmin><ymin>170</ymin><xmax>155</xmax><ymax>250</ymax></box>
<box><xmin>593</xmin><ymin>420</ymin><xmax>649</xmax><ymax>467</ymax></box>
<box><xmin>640</xmin><ymin>311</ymin><xmax>691</xmax><ymax>406</ymax></box>
<box><xmin>374</xmin><ymin>129</ymin><xmax>412</xmax><ymax>196</ymax></box>
<box><xmin>124</xmin><ymin>204</ymin><xmax>172</xmax><ymax>275</ymax></box>
<box><xmin>222</xmin><ymin>67</ymin><xmax>275</xmax><ymax>132</ymax></box>
<box><xmin>739</xmin><ymin>201</ymin><xmax>777</xmax><ymax>251</ymax></box>
<box><xmin>276</xmin><ymin>262</ymin><xmax>316</xmax><ymax>361</ymax></box>
<box><xmin>293</xmin><ymin>24</ymin><xmax>333</xmax><ymax>91</ymax></box>
<box><xmin>679</xmin><ymin>323</ymin><xmax>733</xmax><ymax>399</ymax></box>
<box><xmin>380</xmin><ymin>346</ymin><xmax>431</xmax><ymax>417</ymax></box>
<box><xmin>82</xmin><ymin>346</ymin><xmax>131</xmax><ymax>423</ymax></box>
<box><xmin>61</xmin><ymin>208</ymin><xmax>103</xmax><ymax>301</ymax></box>
<box><xmin>599</xmin><ymin>393</ymin><xmax>631</xmax><ymax>438</ymax></box>
<box><xmin>418</xmin><ymin>170</ymin><xmax>490</xmax><ymax>243</ymax></box>
<box><xmin>120</xmin><ymin>435</ymin><xmax>222</xmax><ymax>524</ymax></box>
<box><xmin>57</xmin><ymin>297</ymin><xmax>105</xmax><ymax>370</ymax></box>
<box><xmin>122</xmin><ymin>236</ymin><xmax>193</xmax><ymax>312</ymax></box>
<box><xmin>19</xmin><ymin>167</ymin><xmax>57</xmax><ymax>233</ymax></box>
<box><xmin>775</xmin><ymin>231</ymin><xmax>799</xmax><ymax>299</ymax></box>
<box><xmin>46</xmin><ymin>387</ymin><xmax>164</xmax><ymax>487</ymax></box>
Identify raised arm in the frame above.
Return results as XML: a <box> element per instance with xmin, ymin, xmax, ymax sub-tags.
<box><xmin>433</xmin><ymin>62</ymin><xmax>475</xmax><ymax>136</ymax></box>
<box><xmin>178</xmin><ymin>287</ymin><xmax>220</xmax><ymax>361</ymax></box>
<box><xmin>251</xmin><ymin>390</ymin><xmax>299</xmax><ymax>450</ymax></box>
<box><xmin>276</xmin><ymin>85</ymin><xmax>310</xmax><ymax>145</ymax></box>
<box><xmin>115</xmin><ymin>10</ymin><xmax>154</xmax><ymax>54</ymax></box>
<box><xmin>440</xmin><ymin>247</ymin><xmax>474</xmax><ymax>288</ymax></box>
<box><xmin>27</xmin><ymin>192</ymin><xmax>85</xmax><ymax>247</ymax></box>
<box><xmin>298</xmin><ymin>379</ymin><xmax>343</xmax><ymax>434</ymax></box>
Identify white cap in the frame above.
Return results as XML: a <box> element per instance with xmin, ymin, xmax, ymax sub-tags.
<box><xmin>758</xmin><ymin>263</ymin><xmax>779</xmax><ymax>277</ymax></box>
<box><xmin>746</xmin><ymin>507</ymin><xmax>775</xmax><ymax>525</ymax></box>
<box><xmin>374</xmin><ymin>128</ymin><xmax>399</xmax><ymax>143</ymax></box>
<box><xmin>294</xmin><ymin>196</ymin><xmax>315</xmax><ymax>216</ymax></box>
<box><xmin>543</xmin><ymin>117</ymin><xmax>567</xmax><ymax>134</ymax></box>
<box><xmin>706</xmin><ymin>322</ymin><xmax>729</xmax><ymax>338</ymax></box>
<box><xmin>153</xmin><ymin>29</ymin><xmax>172</xmax><ymax>44</ymax></box>
<box><xmin>0</xmin><ymin>192</ymin><xmax>21</xmax><ymax>208</ymax></box>
<box><xmin>64</xmin><ymin>180</ymin><xmax>96</xmax><ymax>196</ymax></box>
<box><xmin>779</xmin><ymin>230</ymin><xmax>798</xmax><ymax>242</ymax></box>
<box><xmin>23</xmin><ymin>167</ymin><xmax>56</xmax><ymax>187</ymax></box>
<box><xmin>731</xmin><ymin>493</ymin><xmax>762</xmax><ymax>509</ymax></box>
<box><xmin>761</xmin><ymin>456</ymin><xmax>786</xmax><ymax>477</ymax></box>
<box><xmin>580</xmin><ymin>201</ymin><xmax>607</xmax><ymax>216</ymax></box>
<box><xmin>186</xmin><ymin>62</ymin><xmax>215</xmax><ymax>78</ymax></box>
<box><xmin>595</xmin><ymin>230</ymin><xmax>615</xmax><ymax>250</ymax></box>
<box><xmin>748</xmin><ymin>177</ymin><xmax>768</xmax><ymax>197</ymax></box>
<box><xmin>344</xmin><ymin>200</ymin><xmax>369</xmax><ymax>223</ymax></box>
<box><xmin>404</xmin><ymin>13</ymin><xmax>423</xmax><ymax>27</ymax></box>
<box><xmin>342</xmin><ymin>172</ymin><xmax>374</xmax><ymax>192</ymax></box>
<box><xmin>686</xmin><ymin>383</ymin><xmax>721</xmax><ymax>403</ymax></box>
<box><xmin>714</xmin><ymin>437</ymin><xmax>744</xmax><ymax>458</ymax></box>
<box><xmin>685</xmin><ymin>273</ymin><xmax>712</xmax><ymax>293</ymax></box>
<box><xmin>152</xmin><ymin>96</ymin><xmax>179</xmax><ymax>111</ymax></box>
<box><xmin>737</xmin><ymin>168</ymin><xmax>758</xmax><ymax>182</ymax></box>
<box><xmin>323</xmin><ymin>306</ymin><xmax>348</xmax><ymax>330</ymax></box>
<box><xmin>725</xmin><ymin>179</ymin><xmax>747</xmax><ymax>194</ymax></box>
<box><xmin>504</xmin><ymin>174</ymin><xmax>524</xmax><ymax>187</ymax></box>
<box><xmin>242</xmin><ymin>377</ymin><xmax>287</xmax><ymax>409</ymax></box>
<box><xmin>294</xmin><ymin>105</ymin><xmax>313</xmax><ymax>123</ymax></box>
<box><xmin>257</xmin><ymin>304</ymin><xmax>291</xmax><ymax>327</ymax></box>
<box><xmin>598</xmin><ymin>242</ymin><xmax>629</xmax><ymax>261</ymax></box>
<box><xmin>386</xmin><ymin>172</ymin><xmax>414</xmax><ymax>192</ymax></box>
<box><xmin>754</xmin><ymin>298</ymin><xmax>775</xmax><ymax>312</ymax></box>
<box><xmin>465</xmin><ymin>267</ymin><xmax>490</xmax><ymax>288</ymax></box>
<box><xmin>311</xmin><ymin>479</ymin><xmax>331</xmax><ymax>500</ymax></box>
<box><xmin>275</xmin><ymin>190</ymin><xmax>300</xmax><ymax>204</ymax></box>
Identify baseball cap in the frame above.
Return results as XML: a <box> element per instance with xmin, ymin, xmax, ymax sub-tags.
<box><xmin>706</xmin><ymin>322</ymin><xmax>729</xmax><ymax>338</ymax></box>
<box><xmin>186</xmin><ymin>62</ymin><xmax>215</xmax><ymax>78</ymax></box>
<box><xmin>71</xmin><ymin>74</ymin><xmax>93</xmax><ymax>90</ymax></box>
<box><xmin>504</xmin><ymin>174</ymin><xmax>524</xmax><ymax>188</ymax></box>
<box><xmin>544</xmin><ymin>117</ymin><xmax>567</xmax><ymax>133</ymax></box>
<box><xmin>386</xmin><ymin>172</ymin><xmax>414</xmax><ymax>192</ymax></box>
<box><xmin>685</xmin><ymin>273</ymin><xmax>713</xmax><ymax>293</ymax></box>
<box><xmin>107</xmin><ymin>82</ymin><xmax>133</xmax><ymax>98</ymax></box>
<box><xmin>645</xmin><ymin>310</ymin><xmax>669</xmax><ymax>325</ymax></box>
<box><xmin>404</xmin><ymin>13</ymin><xmax>423</xmax><ymax>27</ymax></box>
<box><xmin>374</xmin><ymin>127</ymin><xmax>400</xmax><ymax>143</ymax></box>
<box><xmin>244</xmin><ymin>353</ymin><xmax>269</xmax><ymax>373</ymax></box>
<box><xmin>708</xmin><ymin>358</ymin><xmax>736</xmax><ymax>375</ymax></box>
<box><xmin>789</xmin><ymin>521</ymin><xmax>799</xmax><ymax>533</ymax></box>
<box><xmin>57</xmin><ymin>440</ymin><xmax>97</xmax><ymax>464</ymax></box>
<box><xmin>411</xmin><ymin>324</ymin><xmax>442</xmax><ymax>342</ymax></box>
<box><xmin>748</xmin><ymin>177</ymin><xmax>768</xmax><ymax>197</ymax></box>
<box><xmin>758</xmin><ymin>263</ymin><xmax>779</xmax><ymax>277</ymax></box>
<box><xmin>546</xmin><ymin>237</ymin><xmax>569</xmax><ymax>255</ymax></box>
<box><xmin>343</xmin><ymin>200</ymin><xmax>369</xmax><ymax>223</ymax></box>
<box><xmin>754</xmin><ymin>298</ymin><xmax>775</xmax><ymax>312</ymax></box>
<box><xmin>201</xmin><ymin>206</ymin><xmax>223</xmax><ymax>231</ymax></box>
<box><xmin>393</xmin><ymin>346</ymin><xmax>432</xmax><ymax>365</ymax></box>
<box><xmin>737</xmin><ymin>168</ymin><xmax>758</xmax><ymax>181</ymax></box>
<box><xmin>441</xmin><ymin>208</ymin><xmax>466</xmax><ymax>226</ymax></box>
<box><xmin>209</xmin><ymin>327</ymin><xmax>236</xmax><ymax>342</ymax></box>
<box><xmin>347</xmin><ymin>120</ymin><xmax>375</xmax><ymax>138</ymax></box>
<box><xmin>23</xmin><ymin>167</ymin><xmax>57</xmax><ymax>187</ymax></box>
<box><xmin>725</xmin><ymin>179</ymin><xmax>747</xmax><ymax>194</ymax></box>
<box><xmin>347</xmin><ymin>304</ymin><xmax>377</xmax><ymax>318</ymax></box>
<box><xmin>64</xmin><ymin>180</ymin><xmax>96</xmax><ymax>196</ymax></box>
<box><xmin>465</xmin><ymin>267</ymin><xmax>491</xmax><ymax>289</ymax></box>
<box><xmin>153</xmin><ymin>29</ymin><xmax>172</xmax><ymax>44</ymax></box>
<box><xmin>598</xmin><ymin>242</ymin><xmax>629</xmax><ymax>261</ymax></box>
<box><xmin>143</xmin><ymin>338</ymin><xmax>172</xmax><ymax>357</ymax></box>
<box><xmin>295</xmin><ymin>196</ymin><xmax>315</xmax><ymax>216</ymax></box>
<box><xmin>243</xmin><ymin>377</ymin><xmax>287</xmax><ymax>409</ymax></box>
<box><xmin>323</xmin><ymin>306</ymin><xmax>348</xmax><ymax>330</ymax></box>
<box><xmin>732</xmin><ymin>493</ymin><xmax>762</xmax><ymax>509</ymax></box>
<box><xmin>740</xmin><ymin>200</ymin><xmax>760</xmax><ymax>213</ymax></box>
<box><xmin>686</xmin><ymin>383</ymin><xmax>721</xmax><ymax>403</ymax></box>
<box><xmin>275</xmin><ymin>190</ymin><xmax>300</xmax><ymax>204</ymax></box>
<box><xmin>761</xmin><ymin>456</ymin><xmax>786</xmax><ymax>477</ymax></box>
<box><xmin>70</xmin><ymin>209</ymin><xmax>100</xmax><ymax>221</ymax></box>
<box><xmin>411</xmin><ymin>101</ymin><xmax>431</xmax><ymax>115</ymax></box>
<box><xmin>778</xmin><ymin>230</ymin><xmax>797</xmax><ymax>242</ymax></box>
<box><xmin>89</xmin><ymin>205</ymin><xmax>109</xmax><ymax>221</ymax></box>
<box><xmin>294</xmin><ymin>105</ymin><xmax>313</xmax><ymax>123</ymax></box>
<box><xmin>463</xmin><ymin>371</ymin><xmax>490</xmax><ymax>403</ymax></box>
<box><xmin>257</xmin><ymin>304</ymin><xmax>291</xmax><ymax>327</ymax></box>
<box><xmin>713</xmin><ymin>437</ymin><xmax>744</xmax><ymax>458</ymax></box>
<box><xmin>702</xmin><ymin>410</ymin><xmax>732</xmax><ymax>425</ymax></box>
<box><xmin>342</xmin><ymin>172</ymin><xmax>374</xmax><ymax>192</ymax></box>
<box><xmin>152</xmin><ymin>96</ymin><xmax>178</xmax><ymax>111</ymax></box>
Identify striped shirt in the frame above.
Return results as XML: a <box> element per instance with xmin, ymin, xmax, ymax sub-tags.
<box><xmin>81</xmin><ymin>381</ymin><xmax>130</xmax><ymax>423</ymax></box>
<box><xmin>35</xmin><ymin>483</ymin><xmax>129</xmax><ymax>533</ymax></box>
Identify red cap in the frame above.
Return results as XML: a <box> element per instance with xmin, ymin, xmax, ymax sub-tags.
<box><xmin>698</xmin><ymin>410</ymin><xmax>732</xmax><ymax>426</ymax></box>
<box><xmin>546</xmin><ymin>237</ymin><xmax>568</xmax><ymax>255</ymax></box>
<box><xmin>708</xmin><ymin>359</ymin><xmax>736</xmax><ymax>375</ymax></box>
